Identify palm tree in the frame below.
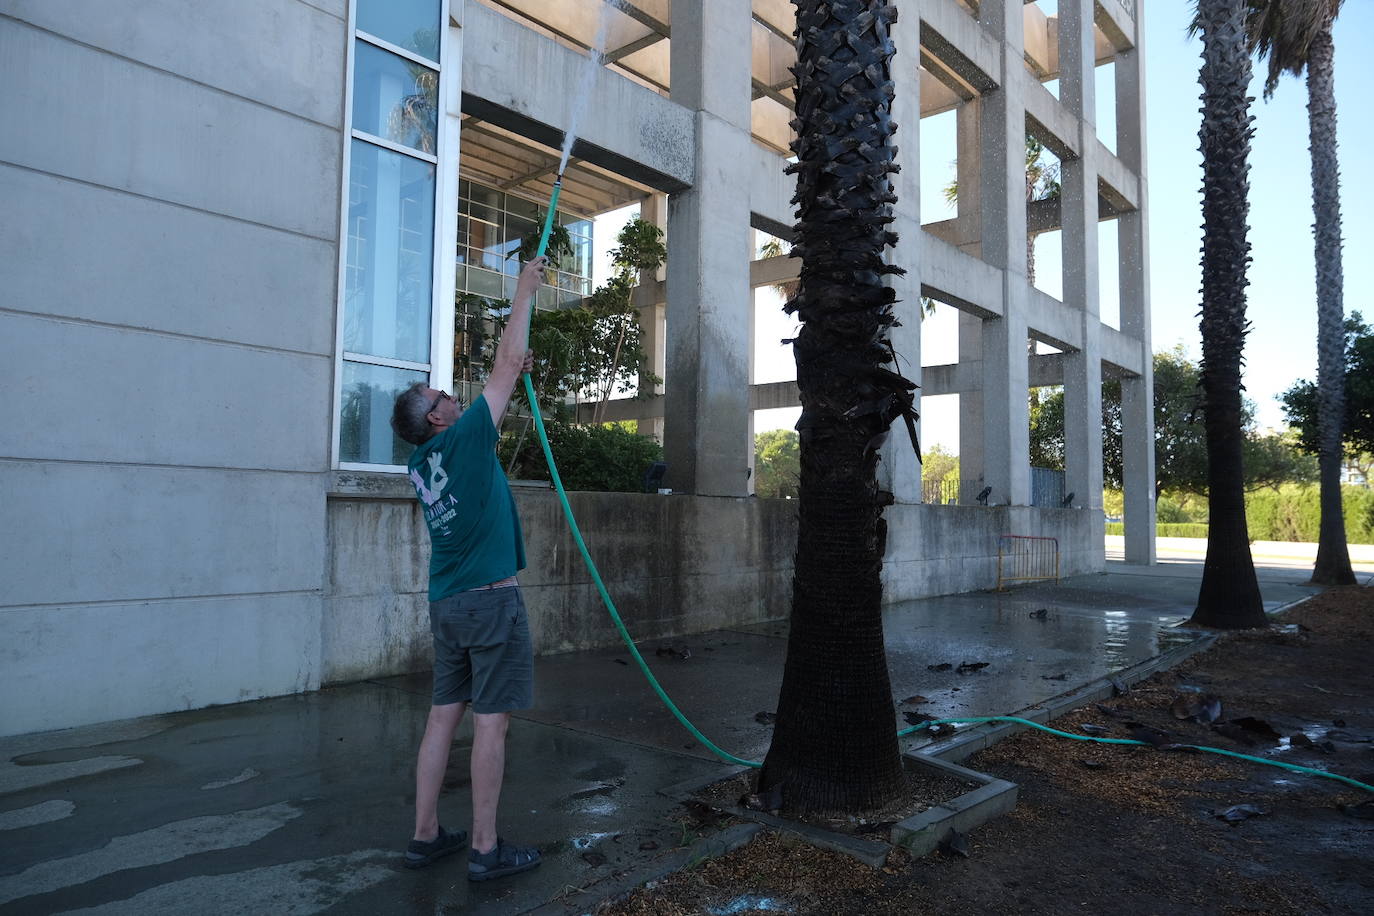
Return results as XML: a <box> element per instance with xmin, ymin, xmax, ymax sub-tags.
<box><xmin>1246</xmin><ymin>0</ymin><xmax>1354</xmax><ymax>585</ymax></box>
<box><xmin>758</xmin><ymin>0</ymin><xmax>918</xmax><ymax>813</ymax></box>
<box><xmin>1188</xmin><ymin>0</ymin><xmax>1268</xmax><ymax>629</ymax></box>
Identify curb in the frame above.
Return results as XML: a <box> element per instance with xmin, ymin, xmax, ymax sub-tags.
<box><xmin>916</xmin><ymin>628</ymin><xmax>1219</xmax><ymax>764</ymax></box>
<box><xmin>889</xmin><ymin>754</ymin><xmax>1018</xmax><ymax>857</ymax></box>
<box><xmin>525</xmin><ymin>822</ymin><xmax>762</xmax><ymax>916</ymax></box>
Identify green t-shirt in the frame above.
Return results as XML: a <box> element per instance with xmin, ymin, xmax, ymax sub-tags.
<box><xmin>406</xmin><ymin>395</ymin><xmax>526</xmax><ymax>601</ymax></box>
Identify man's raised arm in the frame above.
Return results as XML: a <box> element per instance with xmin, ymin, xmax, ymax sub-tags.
<box><xmin>481</xmin><ymin>255</ymin><xmax>547</xmax><ymax>423</ymax></box>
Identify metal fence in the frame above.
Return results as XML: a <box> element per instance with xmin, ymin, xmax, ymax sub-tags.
<box><xmin>1030</xmin><ymin>466</ymin><xmax>1066</xmax><ymax>508</ymax></box>
<box><xmin>996</xmin><ymin>534</ymin><xmax>1061</xmax><ymax>590</ymax></box>
<box><xmin>920</xmin><ymin>477</ymin><xmax>993</xmax><ymax>506</ymax></box>
<box><xmin>922</xmin><ymin>467</ymin><xmax>1067</xmax><ymax>508</ymax></box>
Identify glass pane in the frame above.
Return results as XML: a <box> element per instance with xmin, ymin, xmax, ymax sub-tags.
<box><xmin>506</xmin><ymin>215</ymin><xmax>537</xmax><ymax>257</ymax></box>
<box><xmin>468</xmin><ymin>200</ymin><xmax>500</xmax><ymax>226</ymax></box>
<box><xmin>467</xmin><ymin>267</ymin><xmax>503</xmax><ymax>298</ymax></box>
<box><xmin>353</xmin><ymin>41</ymin><xmax>437</xmax><ymax>154</ymax></box>
<box><xmin>340</xmin><ymin>361</ymin><xmax>426</xmax><ymax>465</ymax></box>
<box><xmin>466</xmin><ymin>183</ymin><xmax>501</xmax><ymax>214</ymax></box>
<box><xmin>506</xmin><ymin>195</ymin><xmax>540</xmax><ymax>220</ymax></box>
<box><xmin>356</xmin><ymin>0</ymin><xmax>440</xmax><ymax>61</ymax></box>
<box><xmin>571</xmin><ymin>235</ymin><xmax>593</xmax><ymax>279</ymax></box>
<box><xmin>344</xmin><ymin>139</ymin><xmax>435</xmax><ymax>364</ymax></box>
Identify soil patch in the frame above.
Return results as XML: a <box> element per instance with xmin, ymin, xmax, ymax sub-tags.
<box><xmin>695</xmin><ymin>757</ymin><xmax>975</xmax><ymax>837</ymax></box>
<box><xmin>601</xmin><ymin>586</ymin><xmax>1374</xmax><ymax>915</ymax></box>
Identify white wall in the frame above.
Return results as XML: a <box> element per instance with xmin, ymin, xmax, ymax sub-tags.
<box><xmin>0</xmin><ymin>0</ymin><xmax>346</xmax><ymax>736</ymax></box>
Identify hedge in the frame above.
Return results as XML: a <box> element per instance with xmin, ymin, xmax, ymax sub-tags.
<box><xmin>1103</xmin><ymin>485</ymin><xmax>1374</xmax><ymax>544</ymax></box>
<box><xmin>1105</xmin><ymin>522</ymin><xmax>1208</xmax><ymax>538</ymax></box>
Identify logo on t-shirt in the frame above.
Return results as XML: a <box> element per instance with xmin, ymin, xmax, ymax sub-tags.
<box><xmin>410</xmin><ymin>451</ymin><xmax>449</xmax><ymax>506</ymax></box>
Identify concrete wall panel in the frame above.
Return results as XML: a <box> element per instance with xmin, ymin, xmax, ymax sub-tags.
<box><xmin>1</xmin><ymin>0</ymin><xmax>347</xmax><ymax>127</ymax></box>
<box><xmin>0</xmin><ymin>165</ymin><xmax>337</xmax><ymax>355</ymax></box>
<box><xmin>0</xmin><ymin>462</ymin><xmax>326</xmax><ymax>606</ymax></box>
<box><xmin>0</xmin><ymin>593</ymin><xmax>322</xmax><ymax>736</ymax></box>
<box><xmin>320</xmin><ymin>477</ymin><xmax>1105</xmax><ymax>685</ymax></box>
<box><xmin>0</xmin><ymin>313</ymin><xmax>330</xmax><ymax>470</ymax></box>
<box><xmin>0</xmin><ymin>19</ymin><xmax>340</xmax><ymax>239</ymax></box>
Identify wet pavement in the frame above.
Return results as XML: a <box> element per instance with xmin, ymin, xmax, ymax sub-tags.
<box><xmin>0</xmin><ymin>559</ymin><xmax>1325</xmax><ymax>914</ymax></box>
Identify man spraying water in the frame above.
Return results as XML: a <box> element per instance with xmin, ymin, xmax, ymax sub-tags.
<box><xmin>389</xmin><ymin>255</ymin><xmax>549</xmax><ymax>880</ymax></box>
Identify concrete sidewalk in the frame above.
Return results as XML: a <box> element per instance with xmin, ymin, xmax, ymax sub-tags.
<box><xmin>0</xmin><ymin>561</ymin><xmax>1324</xmax><ymax>915</ymax></box>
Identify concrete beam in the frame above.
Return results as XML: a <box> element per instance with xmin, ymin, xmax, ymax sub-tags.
<box><xmin>919</xmin><ymin>0</ymin><xmax>1000</xmax><ymax>93</ymax></box>
<box><xmin>750</xmin><ymin>253</ymin><xmax>800</xmax><ymax>288</ymax></box>
<box><xmin>461</xmin><ymin>3</ymin><xmax>693</xmax><ymax>192</ymax></box>
<box><xmin>1025</xmin><ymin>286</ymin><xmax>1083</xmax><ymax>352</ymax></box>
<box><xmin>1095</xmin><ymin>0</ymin><xmax>1136</xmax><ymax>52</ymax></box>
<box><xmin>747</xmin><ymin>144</ymin><xmax>795</xmax><ymax>239</ymax></box>
<box><xmin>1024</xmin><ymin>83</ymin><xmax>1080</xmax><ymax>161</ymax></box>
<box><xmin>1096</xmin><ymin>140</ymin><xmax>1140</xmax><ymax>211</ymax></box>
<box><xmin>1100</xmin><ymin>325</ymin><xmax>1145</xmax><ymax>377</ymax></box>
<box><xmin>920</xmin><ymin>232</ymin><xmax>1004</xmax><ymax>318</ymax></box>
<box><xmin>574</xmin><ymin>378</ymin><xmax>806</xmax><ymax>424</ymax></box>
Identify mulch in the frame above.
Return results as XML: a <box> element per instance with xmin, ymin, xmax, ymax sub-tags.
<box><xmin>599</xmin><ymin>586</ymin><xmax>1374</xmax><ymax>916</ymax></box>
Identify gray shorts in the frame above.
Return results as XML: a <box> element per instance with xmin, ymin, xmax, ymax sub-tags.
<box><xmin>429</xmin><ymin>586</ymin><xmax>533</xmax><ymax>713</ymax></box>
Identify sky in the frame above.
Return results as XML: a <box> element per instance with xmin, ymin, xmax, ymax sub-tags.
<box><xmin>598</xmin><ymin>0</ymin><xmax>1374</xmax><ymax>450</ymax></box>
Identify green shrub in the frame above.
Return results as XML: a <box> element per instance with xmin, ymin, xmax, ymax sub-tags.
<box><xmin>501</xmin><ymin>416</ymin><xmax>664</xmax><ymax>492</ymax></box>
<box><xmin>1104</xmin><ymin>487</ymin><xmax>1374</xmax><ymax>544</ymax></box>
<box><xmin>1245</xmin><ymin>484</ymin><xmax>1374</xmax><ymax>544</ymax></box>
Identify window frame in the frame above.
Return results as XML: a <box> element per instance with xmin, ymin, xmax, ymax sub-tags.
<box><xmin>333</xmin><ymin>0</ymin><xmax>457</xmax><ymax>473</ymax></box>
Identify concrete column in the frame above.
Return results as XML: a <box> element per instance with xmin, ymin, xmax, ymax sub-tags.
<box><xmin>636</xmin><ymin>192</ymin><xmax>667</xmax><ymax>442</ymax></box>
<box><xmin>954</xmin><ymin>99</ymin><xmax>982</xmax><ymax>252</ymax></box>
<box><xmin>1058</xmin><ymin>0</ymin><xmax>1103</xmax><ymax>512</ymax></box>
<box><xmin>878</xmin><ymin>0</ymin><xmax>923</xmax><ymax>506</ymax></box>
<box><xmin>976</xmin><ymin>0</ymin><xmax>1030</xmax><ymax>507</ymax></box>
<box><xmin>1116</xmin><ymin>13</ymin><xmax>1156</xmax><ymax>564</ymax></box>
<box><xmin>957</xmin><ymin>311</ymin><xmax>985</xmax><ymax>498</ymax></box>
<box><xmin>955</xmin><ymin>99</ymin><xmax>984</xmax><ymax>498</ymax></box>
<box><xmin>664</xmin><ymin>0</ymin><xmax>753</xmax><ymax>495</ymax></box>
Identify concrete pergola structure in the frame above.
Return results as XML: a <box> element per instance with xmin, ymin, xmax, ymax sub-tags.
<box><xmin>462</xmin><ymin>0</ymin><xmax>1154</xmax><ymax>563</ymax></box>
<box><xmin>0</xmin><ymin>0</ymin><xmax>1153</xmax><ymax>736</ymax></box>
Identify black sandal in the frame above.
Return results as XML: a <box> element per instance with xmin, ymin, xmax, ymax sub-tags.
<box><xmin>404</xmin><ymin>825</ymin><xmax>467</xmax><ymax>869</ymax></box>
<box><xmin>467</xmin><ymin>837</ymin><xmax>541</xmax><ymax>881</ymax></box>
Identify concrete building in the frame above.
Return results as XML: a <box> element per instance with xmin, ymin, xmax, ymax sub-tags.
<box><xmin>0</xmin><ymin>0</ymin><xmax>1152</xmax><ymax>737</ymax></box>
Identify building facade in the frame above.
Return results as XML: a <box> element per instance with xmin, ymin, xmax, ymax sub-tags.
<box><xmin>0</xmin><ymin>0</ymin><xmax>1153</xmax><ymax>737</ymax></box>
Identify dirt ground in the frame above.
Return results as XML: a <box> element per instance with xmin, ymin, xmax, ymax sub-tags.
<box><xmin>600</xmin><ymin>586</ymin><xmax>1374</xmax><ymax>915</ymax></box>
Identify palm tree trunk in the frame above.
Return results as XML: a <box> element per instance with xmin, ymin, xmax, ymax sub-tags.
<box><xmin>1190</xmin><ymin>0</ymin><xmax>1266</xmax><ymax>629</ymax></box>
<box><xmin>759</xmin><ymin>0</ymin><xmax>916</xmax><ymax>814</ymax></box>
<box><xmin>1305</xmin><ymin>25</ymin><xmax>1356</xmax><ymax>586</ymax></box>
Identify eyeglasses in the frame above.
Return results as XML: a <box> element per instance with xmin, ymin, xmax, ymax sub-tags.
<box><xmin>428</xmin><ymin>391</ymin><xmax>455</xmax><ymax>415</ymax></box>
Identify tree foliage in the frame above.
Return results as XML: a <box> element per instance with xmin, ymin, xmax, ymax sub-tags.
<box><xmin>1026</xmin><ymin>348</ymin><xmax>1315</xmax><ymax>495</ymax></box>
<box><xmin>753</xmin><ymin>429</ymin><xmax>800</xmax><ymax>499</ymax></box>
<box><xmin>1280</xmin><ymin>312</ymin><xmax>1374</xmax><ymax>464</ymax></box>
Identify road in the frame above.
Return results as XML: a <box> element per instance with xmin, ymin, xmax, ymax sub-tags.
<box><xmin>1105</xmin><ymin>535</ymin><xmax>1374</xmax><ymax>583</ymax></box>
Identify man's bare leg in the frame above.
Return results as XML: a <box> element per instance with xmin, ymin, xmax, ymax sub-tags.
<box><xmin>470</xmin><ymin>711</ymin><xmax>509</xmax><ymax>854</ymax></box>
<box><xmin>413</xmin><ymin>701</ymin><xmax>467</xmax><ymax>842</ymax></box>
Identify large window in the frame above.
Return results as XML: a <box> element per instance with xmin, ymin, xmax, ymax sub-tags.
<box><xmin>336</xmin><ymin>0</ymin><xmax>448</xmax><ymax>468</ymax></box>
<box><xmin>456</xmin><ymin>180</ymin><xmax>592</xmax><ymax>308</ymax></box>
<box><xmin>454</xmin><ymin>180</ymin><xmax>594</xmax><ymax>396</ymax></box>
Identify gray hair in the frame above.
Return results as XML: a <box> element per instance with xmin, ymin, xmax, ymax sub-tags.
<box><xmin>391</xmin><ymin>382</ymin><xmax>436</xmax><ymax>445</ymax></box>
